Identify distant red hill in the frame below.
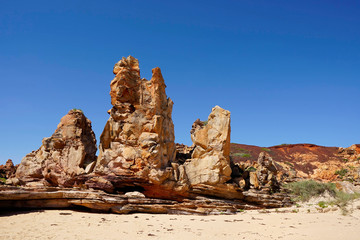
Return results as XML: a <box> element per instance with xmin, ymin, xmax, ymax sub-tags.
<box><xmin>230</xmin><ymin>143</ymin><xmax>360</xmax><ymax>181</ymax></box>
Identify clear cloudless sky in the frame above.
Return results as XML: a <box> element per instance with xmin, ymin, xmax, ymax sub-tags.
<box><xmin>0</xmin><ymin>0</ymin><xmax>359</xmax><ymax>164</ymax></box>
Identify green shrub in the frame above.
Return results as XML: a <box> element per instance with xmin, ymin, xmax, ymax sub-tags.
<box><xmin>0</xmin><ymin>177</ymin><xmax>6</xmax><ymax>183</ymax></box>
<box><xmin>284</xmin><ymin>180</ymin><xmax>336</xmax><ymax>202</ymax></box>
<box><xmin>261</xmin><ymin>148</ymin><xmax>271</xmax><ymax>152</ymax></box>
<box><xmin>335</xmin><ymin>168</ymin><xmax>348</xmax><ymax>177</ymax></box>
<box><xmin>342</xmin><ymin>158</ymin><xmax>349</xmax><ymax>163</ymax></box>
<box><xmin>318</xmin><ymin>201</ymin><xmax>328</xmax><ymax>208</ymax></box>
<box><xmin>284</xmin><ymin>162</ymin><xmax>294</xmax><ymax>167</ymax></box>
<box><xmin>348</xmin><ymin>165</ymin><xmax>355</xmax><ymax>170</ymax></box>
<box><xmin>72</xmin><ymin>108</ymin><xmax>83</xmax><ymax>113</ymax></box>
<box><xmin>331</xmin><ymin>191</ymin><xmax>360</xmax><ymax>215</ymax></box>
<box><xmin>245</xmin><ymin>166</ymin><xmax>257</xmax><ymax>172</ymax></box>
<box><xmin>237</xmin><ymin>148</ymin><xmax>248</xmax><ymax>152</ymax></box>
<box><xmin>231</xmin><ymin>153</ymin><xmax>252</xmax><ymax>158</ymax></box>
<box><xmin>286</xmin><ymin>180</ymin><xmax>360</xmax><ymax>215</ymax></box>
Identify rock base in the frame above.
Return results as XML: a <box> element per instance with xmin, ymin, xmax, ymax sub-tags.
<box><xmin>0</xmin><ymin>186</ymin><xmax>291</xmax><ymax>215</ymax></box>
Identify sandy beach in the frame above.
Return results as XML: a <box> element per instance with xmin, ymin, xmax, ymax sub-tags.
<box><xmin>1</xmin><ymin>200</ymin><xmax>360</xmax><ymax>240</ymax></box>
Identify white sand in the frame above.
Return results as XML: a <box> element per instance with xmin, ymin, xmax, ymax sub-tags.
<box><xmin>1</xmin><ymin>201</ymin><xmax>360</xmax><ymax>240</ymax></box>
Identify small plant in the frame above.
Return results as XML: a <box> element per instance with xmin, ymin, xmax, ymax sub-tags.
<box><xmin>318</xmin><ymin>201</ymin><xmax>328</xmax><ymax>208</ymax></box>
<box><xmin>245</xmin><ymin>166</ymin><xmax>257</xmax><ymax>172</ymax></box>
<box><xmin>231</xmin><ymin>153</ymin><xmax>242</xmax><ymax>157</ymax></box>
<box><xmin>237</xmin><ymin>148</ymin><xmax>248</xmax><ymax>152</ymax></box>
<box><xmin>239</xmin><ymin>153</ymin><xmax>252</xmax><ymax>158</ymax></box>
<box><xmin>292</xmin><ymin>209</ymin><xmax>299</xmax><ymax>213</ymax></box>
<box><xmin>348</xmin><ymin>165</ymin><xmax>355</xmax><ymax>170</ymax></box>
<box><xmin>335</xmin><ymin>168</ymin><xmax>348</xmax><ymax>177</ymax></box>
<box><xmin>237</xmin><ymin>209</ymin><xmax>244</xmax><ymax>213</ymax></box>
<box><xmin>201</xmin><ymin>120</ymin><xmax>208</xmax><ymax>126</ymax></box>
<box><xmin>342</xmin><ymin>158</ymin><xmax>349</xmax><ymax>163</ymax></box>
<box><xmin>231</xmin><ymin>153</ymin><xmax>252</xmax><ymax>158</ymax></box>
<box><xmin>72</xmin><ymin>108</ymin><xmax>83</xmax><ymax>113</ymax></box>
<box><xmin>295</xmin><ymin>203</ymin><xmax>301</xmax><ymax>208</ymax></box>
<box><xmin>261</xmin><ymin>148</ymin><xmax>271</xmax><ymax>152</ymax></box>
<box><xmin>0</xmin><ymin>177</ymin><xmax>6</xmax><ymax>183</ymax></box>
<box><xmin>284</xmin><ymin>162</ymin><xmax>294</xmax><ymax>167</ymax></box>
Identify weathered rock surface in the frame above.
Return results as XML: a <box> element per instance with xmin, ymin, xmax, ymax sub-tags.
<box><xmin>95</xmin><ymin>56</ymin><xmax>176</xmax><ymax>183</ymax></box>
<box><xmin>15</xmin><ymin>109</ymin><xmax>97</xmax><ymax>187</ymax></box>
<box><xmin>0</xmin><ymin>186</ymin><xmax>262</xmax><ymax>214</ymax></box>
<box><xmin>175</xmin><ymin>143</ymin><xmax>194</xmax><ymax>164</ymax></box>
<box><xmin>184</xmin><ymin>106</ymin><xmax>232</xmax><ymax>185</ymax></box>
<box><xmin>0</xmin><ymin>159</ymin><xmax>17</xmax><ymax>180</ymax></box>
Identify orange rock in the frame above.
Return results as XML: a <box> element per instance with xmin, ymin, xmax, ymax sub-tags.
<box><xmin>95</xmin><ymin>56</ymin><xmax>177</xmax><ymax>188</ymax></box>
<box><xmin>15</xmin><ymin>109</ymin><xmax>97</xmax><ymax>187</ymax></box>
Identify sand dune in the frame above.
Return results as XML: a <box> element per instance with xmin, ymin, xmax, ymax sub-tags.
<box><xmin>1</xmin><ymin>200</ymin><xmax>360</xmax><ymax>240</ymax></box>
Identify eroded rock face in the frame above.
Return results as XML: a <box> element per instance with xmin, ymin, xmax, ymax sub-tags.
<box><xmin>95</xmin><ymin>56</ymin><xmax>176</xmax><ymax>184</ymax></box>
<box><xmin>15</xmin><ymin>110</ymin><xmax>97</xmax><ymax>187</ymax></box>
<box><xmin>184</xmin><ymin>106</ymin><xmax>232</xmax><ymax>185</ymax></box>
<box><xmin>0</xmin><ymin>159</ymin><xmax>17</xmax><ymax>180</ymax></box>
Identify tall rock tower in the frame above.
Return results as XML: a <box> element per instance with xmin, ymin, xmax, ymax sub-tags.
<box><xmin>95</xmin><ymin>56</ymin><xmax>176</xmax><ymax>181</ymax></box>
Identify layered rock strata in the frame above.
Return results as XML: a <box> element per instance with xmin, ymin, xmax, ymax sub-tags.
<box><xmin>15</xmin><ymin>109</ymin><xmax>97</xmax><ymax>187</ymax></box>
<box><xmin>0</xmin><ymin>186</ymin><xmax>263</xmax><ymax>214</ymax></box>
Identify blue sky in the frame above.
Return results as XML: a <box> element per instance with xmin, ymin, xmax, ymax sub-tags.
<box><xmin>1</xmin><ymin>0</ymin><xmax>359</xmax><ymax>164</ymax></box>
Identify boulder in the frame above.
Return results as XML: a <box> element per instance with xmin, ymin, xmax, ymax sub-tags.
<box><xmin>95</xmin><ymin>56</ymin><xmax>176</xmax><ymax>184</ymax></box>
<box><xmin>125</xmin><ymin>191</ymin><xmax>146</xmax><ymax>198</ymax></box>
<box><xmin>15</xmin><ymin>109</ymin><xmax>97</xmax><ymax>187</ymax></box>
<box><xmin>184</xmin><ymin>106</ymin><xmax>232</xmax><ymax>185</ymax></box>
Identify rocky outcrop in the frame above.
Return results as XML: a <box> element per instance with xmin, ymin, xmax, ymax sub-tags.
<box><xmin>85</xmin><ymin>56</ymin><xmax>186</xmax><ymax>198</ymax></box>
<box><xmin>335</xmin><ymin>145</ymin><xmax>360</xmax><ymax>183</ymax></box>
<box><xmin>3</xmin><ymin>56</ymin><xmax>294</xmax><ymax>214</ymax></box>
<box><xmin>0</xmin><ymin>159</ymin><xmax>17</xmax><ymax>180</ymax></box>
<box><xmin>230</xmin><ymin>143</ymin><xmax>360</xmax><ymax>183</ymax></box>
<box><xmin>15</xmin><ymin>109</ymin><xmax>97</xmax><ymax>187</ymax></box>
<box><xmin>184</xmin><ymin>106</ymin><xmax>232</xmax><ymax>185</ymax></box>
<box><xmin>0</xmin><ymin>186</ymin><xmax>261</xmax><ymax>214</ymax></box>
<box><xmin>95</xmin><ymin>56</ymin><xmax>175</xmax><ymax>179</ymax></box>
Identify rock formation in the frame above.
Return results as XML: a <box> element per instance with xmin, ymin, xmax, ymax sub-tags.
<box><xmin>15</xmin><ymin>109</ymin><xmax>97</xmax><ymax>187</ymax></box>
<box><xmin>184</xmin><ymin>106</ymin><xmax>232</xmax><ymax>185</ymax></box>
<box><xmin>95</xmin><ymin>56</ymin><xmax>175</xmax><ymax>178</ymax></box>
<box><xmin>82</xmin><ymin>56</ymin><xmax>184</xmax><ymax>198</ymax></box>
<box><xmin>0</xmin><ymin>56</ymin><xmax>294</xmax><ymax>214</ymax></box>
<box><xmin>0</xmin><ymin>186</ymin><xmax>260</xmax><ymax>215</ymax></box>
<box><xmin>251</xmin><ymin>152</ymin><xmax>280</xmax><ymax>190</ymax></box>
<box><xmin>0</xmin><ymin>159</ymin><xmax>17</xmax><ymax>180</ymax></box>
